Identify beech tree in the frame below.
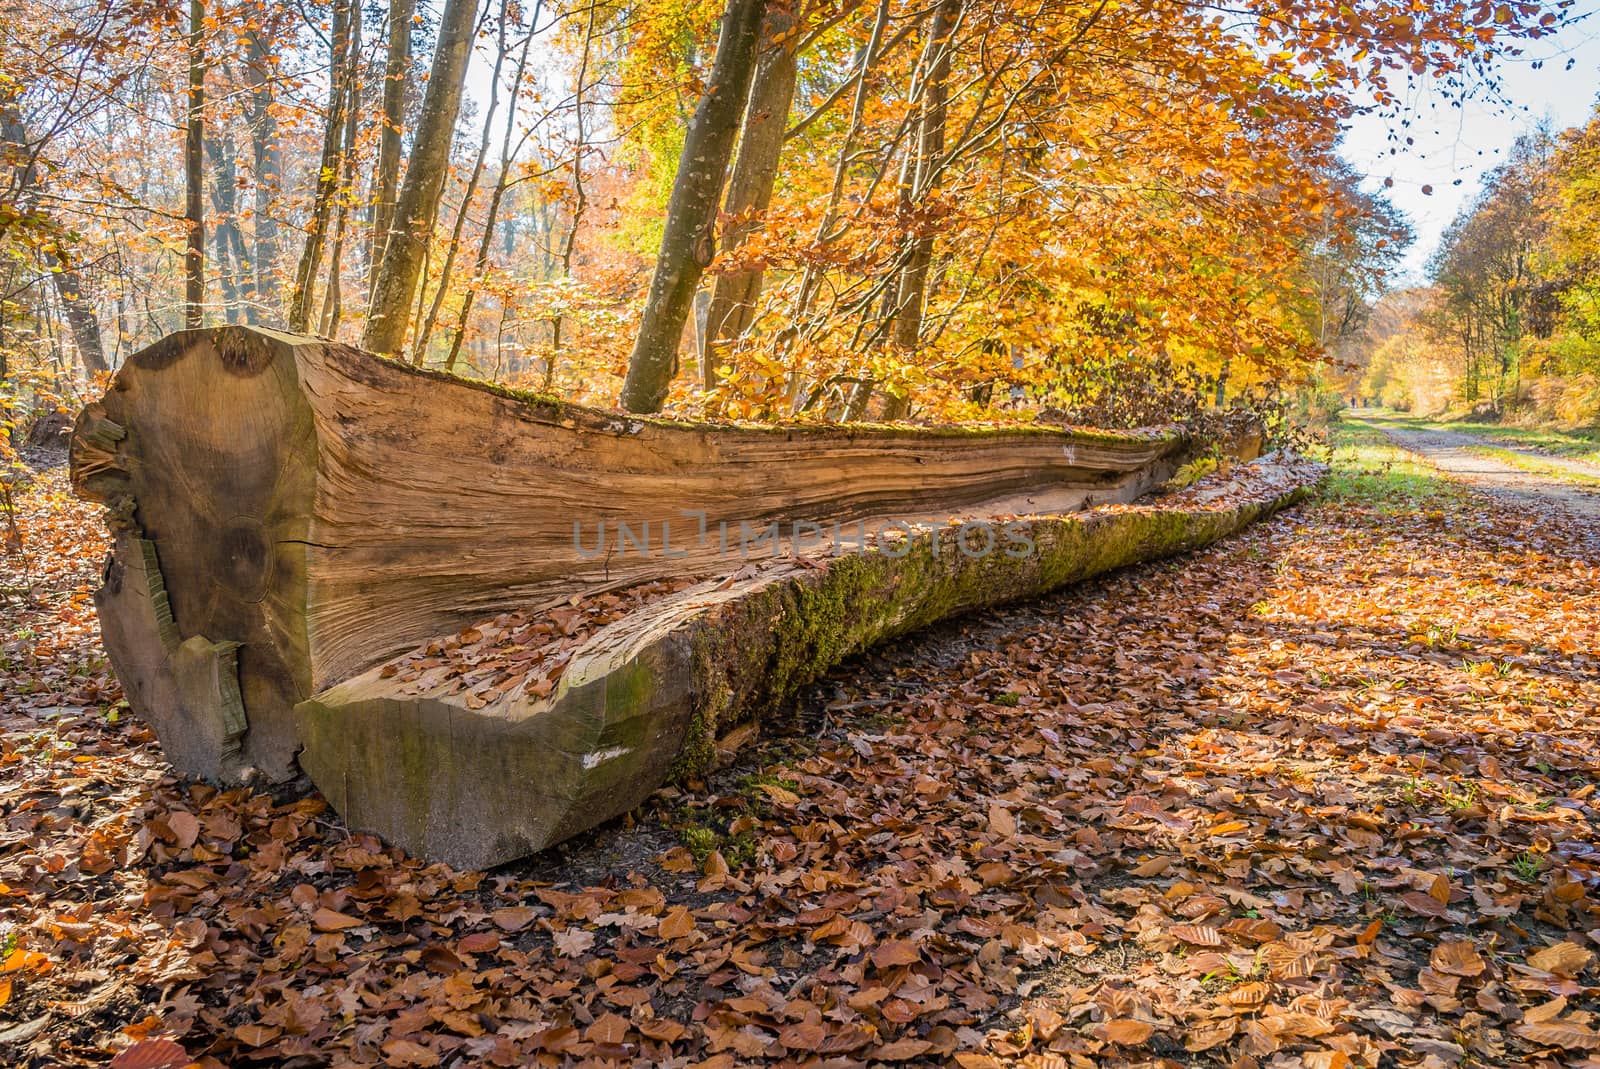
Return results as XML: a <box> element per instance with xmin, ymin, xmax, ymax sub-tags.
<box><xmin>363</xmin><ymin>0</ymin><xmax>483</xmax><ymax>357</ymax></box>
<box><xmin>619</xmin><ymin>0</ymin><xmax>770</xmax><ymax>413</ymax></box>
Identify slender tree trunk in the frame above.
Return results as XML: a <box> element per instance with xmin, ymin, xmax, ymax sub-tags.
<box><xmin>244</xmin><ymin>29</ymin><xmax>282</xmax><ymax>320</ymax></box>
<box><xmin>206</xmin><ymin>136</ymin><xmax>244</xmax><ymax>323</ymax></box>
<box><xmin>549</xmin><ymin>0</ymin><xmax>598</xmax><ymax>361</ymax></box>
<box><xmin>700</xmin><ymin>5</ymin><xmax>802</xmax><ymax>388</ymax></box>
<box><xmin>880</xmin><ymin>0</ymin><xmax>960</xmax><ymax>419</ymax></box>
<box><xmin>289</xmin><ymin>0</ymin><xmax>356</xmax><ymax>332</ymax></box>
<box><xmin>417</xmin><ymin>8</ymin><xmax>513</xmax><ymax>361</ymax></box>
<box><xmin>320</xmin><ymin>9</ymin><xmax>365</xmax><ymax>337</ymax></box>
<box><xmin>789</xmin><ymin>0</ymin><xmax>891</xmax><ymax>325</ymax></box>
<box><xmin>443</xmin><ymin>14</ymin><xmax>538</xmax><ymax>372</ymax></box>
<box><xmin>362</xmin><ymin>0</ymin><xmax>482</xmax><ymax>357</ymax></box>
<box><xmin>370</xmin><ymin>0</ymin><xmax>416</xmax><ymax>297</ymax></box>
<box><xmin>620</xmin><ymin>0</ymin><xmax>769</xmax><ymax>413</ymax></box>
<box><xmin>185</xmin><ymin>0</ymin><xmax>206</xmax><ymax>328</ymax></box>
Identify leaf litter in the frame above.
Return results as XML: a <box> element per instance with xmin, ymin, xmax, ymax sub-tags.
<box><xmin>2</xmin><ymin>445</ymin><xmax>1599</xmax><ymax>1068</ymax></box>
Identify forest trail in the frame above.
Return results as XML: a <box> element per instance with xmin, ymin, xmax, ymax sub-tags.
<box><xmin>1361</xmin><ymin>414</ymin><xmax>1600</xmax><ymax>525</ymax></box>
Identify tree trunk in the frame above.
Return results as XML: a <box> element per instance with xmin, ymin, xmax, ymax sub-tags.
<box><xmin>1</xmin><ymin>110</ymin><xmax>108</xmax><ymax>373</ymax></box>
<box><xmin>700</xmin><ymin>5</ymin><xmax>802</xmax><ymax>386</ymax></box>
<box><xmin>369</xmin><ymin>0</ymin><xmax>416</xmax><ymax>297</ymax></box>
<box><xmin>184</xmin><ymin>0</ymin><xmax>206</xmax><ymax>328</ymax></box>
<box><xmin>319</xmin><ymin>10</ymin><xmax>366</xmax><ymax>338</ymax></box>
<box><xmin>362</xmin><ymin>0</ymin><xmax>481</xmax><ymax>357</ymax></box>
<box><xmin>619</xmin><ymin>0</ymin><xmax>769</xmax><ymax>413</ymax></box>
<box><xmin>68</xmin><ymin>326</ymin><xmax>1302</xmax><ymax>866</ymax></box>
<box><xmin>416</xmin><ymin>7</ymin><xmax>513</xmax><ymax>361</ymax></box>
<box><xmin>244</xmin><ymin>29</ymin><xmax>282</xmax><ymax>318</ymax></box>
<box><xmin>70</xmin><ymin>324</ymin><xmax>1208</xmax><ymax>785</ymax></box>
<box><xmin>206</xmin><ymin>136</ymin><xmax>244</xmax><ymax>323</ymax></box>
<box><xmin>880</xmin><ymin>0</ymin><xmax>960</xmax><ymax>420</ymax></box>
<box><xmin>442</xmin><ymin>16</ymin><xmax>538</xmax><ymax>372</ymax></box>
<box><xmin>49</xmin><ymin>258</ymin><xmax>108</xmax><ymax>374</ymax></box>
<box><xmin>289</xmin><ymin>0</ymin><xmax>356</xmax><ymax>333</ymax></box>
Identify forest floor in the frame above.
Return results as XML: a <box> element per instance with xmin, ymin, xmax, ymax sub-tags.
<box><xmin>3</xmin><ymin>422</ymin><xmax>1600</xmax><ymax>1069</ymax></box>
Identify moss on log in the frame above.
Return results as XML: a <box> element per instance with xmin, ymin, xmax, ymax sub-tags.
<box><xmin>71</xmin><ymin>326</ymin><xmax>1210</xmax><ymax>787</ymax></box>
<box><xmin>297</xmin><ymin>453</ymin><xmax>1323</xmax><ymax>869</ymax></box>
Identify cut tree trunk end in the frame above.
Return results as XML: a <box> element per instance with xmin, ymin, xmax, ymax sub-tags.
<box><xmin>70</xmin><ymin>325</ymin><xmax>1313</xmax><ymax>868</ymax></box>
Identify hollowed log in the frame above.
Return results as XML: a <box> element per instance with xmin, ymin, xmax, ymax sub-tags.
<box><xmin>70</xmin><ymin>325</ymin><xmax>1315</xmax><ymax>867</ymax></box>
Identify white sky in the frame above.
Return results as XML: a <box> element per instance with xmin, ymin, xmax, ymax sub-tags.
<box><xmin>1340</xmin><ymin>6</ymin><xmax>1600</xmax><ymax>282</ymax></box>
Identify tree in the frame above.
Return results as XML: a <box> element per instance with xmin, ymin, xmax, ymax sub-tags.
<box><xmin>369</xmin><ymin>0</ymin><xmax>417</xmax><ymax>298</ymax></box>
<box><xmin>700</xmin><ymin>2</ymin><xmax>804</xmax><ymax>387</ymax></box>
<box><xmin>619</xmin><ymin>0</ymin><xmax>770</xmax><ymax>413</ymax></box>
<box><xmin>184</xmin><ymin>0</ymin><xmax>206</xmax><ymax>328</ymax></box>
<box><xmin>363</xmin><ymin>0</ymin><xmax>483</xmax><ymax>357</ymax></box>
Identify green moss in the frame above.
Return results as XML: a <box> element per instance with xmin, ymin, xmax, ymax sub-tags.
<box><xmin>680</xmin><ymin>824</ymin><xmax>718</xmax><ymax>862</ymax></box>
<box><xmin>993</xmin><ymin>692</ymin><xmax>1021</xmax><ymax>707</ymax></box>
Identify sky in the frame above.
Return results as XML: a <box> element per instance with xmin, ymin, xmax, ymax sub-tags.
<box><xmin>1340</xmin><ymin>6</ymin><xmax>1600</xmax><ymax>283</ymax></box>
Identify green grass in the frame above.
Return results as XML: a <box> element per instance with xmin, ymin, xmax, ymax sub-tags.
<box><xmin>1323</xmin><ymin>422</ymin><xmax>1455</xmax><ymax>508</ymax></box>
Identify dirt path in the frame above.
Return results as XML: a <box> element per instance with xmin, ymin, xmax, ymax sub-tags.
<box><xmin>1361</xmin><ymin>415</ymin><xmax>1600</xmax><ymax>523</ymax></box>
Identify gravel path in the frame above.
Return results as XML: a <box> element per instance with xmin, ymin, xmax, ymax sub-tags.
<box><xmin>1360</xmin><ymin>415</ymin><xmax>1600</xmax><ymax>523</ymax></box>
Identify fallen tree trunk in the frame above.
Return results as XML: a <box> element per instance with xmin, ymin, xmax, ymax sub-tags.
<box><xmin>69</xmin><ymin>326</ymin><xmax>1313</xmax><ymax>866</ymax></box>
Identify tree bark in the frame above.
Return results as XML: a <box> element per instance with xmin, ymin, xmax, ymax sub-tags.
<box><xmin>619</xmin><ymin>0</ymin><xmax>769</xmax><ymax>413</ymax></box>
<box><xmin>243</xmin><ymin>29</ymin><xmax>282</xmax><ymax>318</ymax></box>
<box><xmin>362</xmin><ymin>0</ymin><xmax>481</xmax><ymax>357</ymax></box>
<box><xmin>416</xmin><ymin>7</ymin><xmax>513</xmax><ymax>361</ymax></box>
<box><xmin>369</xmin><ymin>0</ymin><xmax>416</xmax><ymax>298</ymax></box>
<box><xmin>289</xmin><ymin>0</ymin><xmax>357</xmax><ymax>333</ymax></box>
<box><xmin>319</xmin><ymin>7</ymin><xmax>366</xmax><ymax>337</ymax></box>
<box><xmin>881</xmin><ymin>0</ymin><xmax>960</xmax><ymax>420</ymax></box>
<box><xmin>184</xmin><ymin>0</ymin><xmax>206</xmax><ymax>328</ymax></box>
<box><xmin>699</xmin><ymin>5</ymin><xmax>802</xmax><ymax>386</ymax></box>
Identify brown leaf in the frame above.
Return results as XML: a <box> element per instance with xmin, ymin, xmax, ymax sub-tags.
<box><xmin>1529</xmin><ymin>941</ymin><xmax>1594</xmax><ymax>978</ymax></box>
<box><xmin>1399</xmin><ymin>891</ymin><xmax>1447</xmax><ymax>917</ymax></box>
<box><xmin>490</xmin><ymin>906</ymin><xmax>537</xmax><ymax>932</ymax></box>
<box><xmin>1171</xmin><ymin>924</ymin><xmax>1224</xmax><ymax>947</ymax></box>
<box><xmin>871</xmin><ymin>939</ymin><xmax>920</xmax><ymax>969</ymax></box>
<box><xmin>234</xmin><ymin>1024</ymin><xmax>280</xmax><ymax>1047</ymax></box>
<box><xmin>110</xmin><ymin>1039</ymin><xmax>193</xmax><ymax>1069</ymax></box>
<box><xmin>1102</xmin><ymin>1018</ymin><xmax>1155</xmax><ymax>1045</ymax></box>
<box><xmin>988</xmin><ymin>802</ymin><xmax>1017</xmax><ymax>838</ymax></box>
<box><xmin>1183</xmin><ymin>1018</ymin><xmax>1238</xmax><ymax>1051</ymax></box>
<box><xmin>585</xmin><ymin>1012</ymin><xmax>630</xmax><ymax>1045</ymax></box>
<box><xmin>1431</xmin><ymin>940</ymin><xmax>1486</xmax><ymax>978</ymax></box>
<box><xmin>382</xmin><ymin>1038</ymin><xmax>441</xmax><ymax>1067</ymax></box>
<box><xmin>873</xmin><ymin>1038</ymin><xmax>933</xmax><ymax>1060</ymax></box>
<box><xmin>1513</xmin><ymin>1019</ymin><xmax>1600</xmax><ymax>1050</ymax></box>
<box><xmin>166</xmin><ymin>810</ymin><xmax>199</xmax><ymax>850</ymax></box>
<box><xmin>311</xmin><ymin>908</ymin><xmax>363</xmax><ymax>932</ymax></box>
<box><xmin>658</xmin><ymin>906</ymin><xmax>696</xmax><ymax>939</ymax></box>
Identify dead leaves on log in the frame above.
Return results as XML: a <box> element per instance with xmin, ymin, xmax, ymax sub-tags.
<box><xmin>4</xmin><ymin>456</ymin><xmax>1600</xmax><ymax>1067</ymax></box>
<box><xmin>376</xmin><ymin>577</ymin><xmax>702</xmax><ymax>704</ymax></box>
